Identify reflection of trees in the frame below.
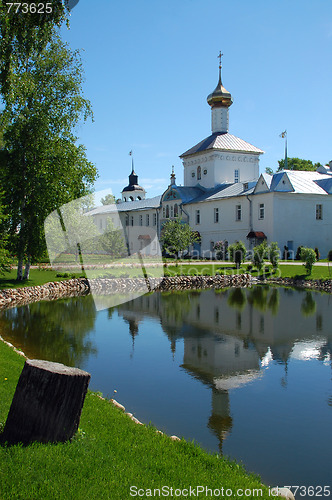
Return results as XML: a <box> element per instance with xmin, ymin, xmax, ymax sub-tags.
<box><xmin>227</xmin><ymin>288</ymin><xmax>247</xmax><ymax>311</ymax></box>
<box><xmin>247</xmin><ymin>285</ymin><xmax>270</xmax><ymax>312</ymax></box>
<box><xmin>267</xmin><ymin>288</ymin><xmax>280</xmax><ymax>315</ymax></box>
<box><xmin>160</xmin><ymin>291</ymin><xmax>195</xmax><ymax>324</ymax></box>
<box><xmin>301</xmin><ymin>292</ymin><xmax>316</xmax><ymax>317</ymax></box>
<box><xmin>0</xmin><ymin>296</ymin><xmax>97</xmax><ymax>367</ymax></box>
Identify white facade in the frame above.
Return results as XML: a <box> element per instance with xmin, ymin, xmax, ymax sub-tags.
<box><xmin>90</xmin><ymin>71</ymin><xmax>332</xmax><ymax>258</ymax></box>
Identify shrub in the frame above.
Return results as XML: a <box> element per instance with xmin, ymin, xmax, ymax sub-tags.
<box><xmin>268</xmin><ymin>242</ymin><xmax>280</xmax><ymax>270</ymax></box>
<box><xmin>300</xmin><ymin>247</ymin><xmax>317</xmax><ymax>274</ymax></box>
<box><xmin>314</xmin><ymin>247</ymin><xmax>320</xmax><ymax>261</ymax></box>
<box><xmin>228</xmin><ymin>241</ymin><xmax>246</xmax><ymax>269</ymax></box>
<box><xmin>252</xmin><ymin>241</ymin><xmax>268</xmax><ymax>272</ymax></box>
<box><xmin>328</xmin><ymin>250</ymin><xmax>332</xmax><ymax>262</ymax></box>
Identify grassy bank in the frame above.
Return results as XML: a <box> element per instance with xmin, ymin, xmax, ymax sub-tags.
<box><xmin>1</xmin><ymin>261</ymin><xmax>331</xmax><ymax>290</ymax></box>
<box><xmin>0</xmin><ymin>341</ymin><xmax>271</xmax><ymax>499</ymax></box>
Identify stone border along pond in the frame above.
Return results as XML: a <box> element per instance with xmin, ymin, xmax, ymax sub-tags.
<box><xmin>0</xmin><ymin>274</ymin><xmax>332</xmax><ymax>310</ymax></box>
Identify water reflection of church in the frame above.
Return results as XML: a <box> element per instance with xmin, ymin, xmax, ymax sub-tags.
<box><xmin>118</xmin><ymin>286</ymin><xmax>332</xmax><ymax>451</ymax></box>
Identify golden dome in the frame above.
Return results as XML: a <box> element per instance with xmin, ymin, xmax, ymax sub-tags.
<box><xmin>207</xmin><ymin>67</ymin><xmax>233</xmax><ymax>108</ymax></box>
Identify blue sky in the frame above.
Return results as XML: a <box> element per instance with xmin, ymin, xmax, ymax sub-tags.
<box><xmin>61</xmin><ymin>0</ymin><xmax>332</xmax><ymax>199</ymax></box>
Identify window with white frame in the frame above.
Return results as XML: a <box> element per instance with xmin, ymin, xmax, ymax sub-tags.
<box><xmin>214</xmin><ymin>207</ymin><xmax>219</xmax><ymax>223</ymax></box>
<box><xmin>196</xmin><ymin>209</ymin><xmax>200</xmax><ymax>224</ymax></box>
<box><xmin>139</xmin><ymin>215</ymin><xmax>143</xmax><ymax>226</ymax></box>
<box><xmin>125</xmin><ymin>215</ymin><xmax>129</xmax><ymax>226</ymax></box>
<box><xmin>146</xmin><ymin>214</ymin><xmax>149</xmax><ymax>226</ymax></box>
<box><xmin>170</xmin><ymin>205</ymin><xmax>174</xmax><ymax>218</ymax></box>
<box><xmin>234</xmin><ymin>169</ymin><xmax>239</xmax><ymax>183</ymax></box>
<box><xmin>162</xmin><ymin>206</ymin><xmax>166</xmax><ymax>218</ymax></box>
<box><xmin>174</xmin><ymin>204</ymin><xmax>179</xmax><ymax>217</ymax></box>
<box><xmin>197</xmin><ymin>166</ymin><xmax>201</xmax><ymax>180</ymax></box>
<box><xmin>130</xmin><ymin>215</ymin><xmax>134</xmax><ymax>226</ymax></box>
<box><xmin>236</xmin><ymin>204</ymin><xmax>242</xmax><ymax>221</ymax></box>
<box><xmin>316</xmin><ymin>204</ymin><xmax>323</xmax><ymax>220</ymax></box>
<box><xmin>153</xmin><ymin>213</ymin><xmax>157</xmax><ymax>226</ymax></box>
<box><xmin>259</xmin><ymin>203</ymin><xmax>265</xmax><ymax>220</ymax></box>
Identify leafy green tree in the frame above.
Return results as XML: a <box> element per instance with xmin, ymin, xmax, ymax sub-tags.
<box><xmin>100</xmin><ymin>220</ymin><xmax>127</xmax><ymax>259</ymax></box>
<box><xmin>228</xmin><ymin>241</ymin><xmax>246</xmax><ymax>269</ymax></box>
<box><xmin>300</xmin><ymin>247</ymin><xmax>317</xmax><ymax>274</ymax></box>
<box><xmin>277</xmin><ymin>157</ymin><xmax>322</xmax><ymax>172</ymax></box>
<box><xmin>265</xmin><ymin>167</ymin><xmax>274</xmax><ymax>175</ymax></box>
<box><xmin>0</xmin><ymin>33</ymin><xmax>98</xmax><ymax>280</ymax></box>
<box><xmin>101</xmin><ymin>194</ymin><xmax>116</xmax><ymax>206</ymax></box>
<box><xmin>161</xmin><ymin>219</ymin><xmax>198</xmax><ymax>263</ymax></box>
<box><xmin>268</xmin><ymin>242</ymin><xmax>280</xmax><ymax>271</ymax></box>
<box><xmin>252</xmin><ymin>240</ymin><xmax>268</xmax><ymax>272</ymax></box>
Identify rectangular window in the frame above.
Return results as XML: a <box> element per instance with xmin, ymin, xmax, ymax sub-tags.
<box><xmin>234</xmin><ymin>169</ymin><xmax>239</xmax><ymax>183</ymax></box>
<box><xmin>210</xmin><ymin>241</ymin><xmax>214</xmax><ymax>252</ymax></box>
<box><xmin>130</xmin><ymin>216</ymin><xmax>134</xmax><ymax>226</ymax></box>
<box><xmin>259</xmin><ymin>203</ymin><xmax>265</xmax><ymax>220</ymax></box>
<box><xmin>236</xmin><ymin>204</ymin><xmax>242</xmax><ymax>221</ymax></box>
<box><xmin>316</xmin><ymin>204</ymin><xmax>323</xmax><ymax>220</ymax></box>
<box><xmin>214</xmin><ymin>207</ymin><xmax>219</xmax><ymax>223</ymax></box>
<box><xmin>139</xmin><ymin>215</ymin><xmax>143</xmax><ymax>226</ymax></box>
<box><xmin>146</xmin><ymin>214</ymin><xmax>150</xmax><ymax>226</ymax></box>
<box><xmin>125</xmin><ymin>215</ymin><xmax>129</xmax><ymax>227</ymax></box>
<box><xmin>196</xmin><ymin>209</ymin><xmax>200</xmax><ymax>224</ymax></box>
<box><xmin>153</xmin><ymin>213</ymin><xmax>157</xmax><ymax>226</ymax></box>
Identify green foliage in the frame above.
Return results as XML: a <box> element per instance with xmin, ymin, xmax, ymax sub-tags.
<box><xmin>265</xmin><ymin>167</ymin><xmax>274</xmax><ymax>175</ymax></box>
<box><xmin>0</xmin><ymin>31</ymin><xmax>98</xmax><ymax>279</ymax></box>
<box><xmin>295</xmin><ymin>246</ymin><xmax>303</xmax><ymax>260</ymax></box>
<box><xmin>277</xmin><ymin>157</ymin><xmax>322</xmax><ymax>172</ymax></box>
<box><xmin>161</xmin><ymin>219</ymin><xmax>198</xmax><ymax>257</ymax></box>
<box><xmin>314</xmin><ymin>247</ymin><xmax>320</xmax><ymax>260</ymax></box>
<box><xmin>100</xmin><ymin>194</ymin><xmax>116</xmax><ymax>205</ymax></box>
<box><xmin>252</xmin><ymin>241</ymin><xmax>268</xmax><ymax>271</ymax></box>
<box><xmin>300</xmin><ymin>247</ymin><xmax>317</xmax><ymax>274</ymax></box>
<box><xmin>228</xmin><ymin>241</ymin><xmax>246</xmax><ymax>268</ymax></box>
<box><xmin>268</xmin><ymin>242</ymin><xmax>280</xmax><ymax>270</ymax></box>
<box><xmin>99</xmin><ymin>220</ymin><xmax>127</xmax><ymax>259</ymax></box>
<box><xmin>328</xmin><ymin>250</ymin><xmax>332</xmax><ymax>262</ymax></box>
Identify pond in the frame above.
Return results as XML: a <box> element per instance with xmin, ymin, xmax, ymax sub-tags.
<box><xmin>0</xmin><ymin>285</ymin><xmax>331</xmax><ymax>497</ymax></box>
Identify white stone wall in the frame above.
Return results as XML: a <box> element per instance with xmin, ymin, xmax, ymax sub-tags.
<box><xmin>211</xmin><ymin>107</ymin><xmax>229</xmax><ymax>133</ymax></box>
<box><xmin>183</xmin><ymin>151</ymin><xmax>259</xmax><ymax>189</ymax></box>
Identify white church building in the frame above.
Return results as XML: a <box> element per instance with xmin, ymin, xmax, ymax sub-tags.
<box><xmin>89</xmin><ymin>63</ymin><xmax>332</xmax><ymax>258</ymax></box>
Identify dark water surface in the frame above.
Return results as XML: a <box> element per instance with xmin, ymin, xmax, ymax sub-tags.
<box><xmin>1</xmin><ymin>285</ymin><xmax>331</xmax><ymax>496</ymax></box>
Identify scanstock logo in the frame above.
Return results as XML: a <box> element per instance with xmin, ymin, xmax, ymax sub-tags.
<box><xmin>44</xmin><ymin>190</ymin><xmax>163</xmax><ymax>312</ymax></box>
<box><xmin>66</xmin><ymin>0</ymin><xmax>80</xmax><ymax>10</ymax></box>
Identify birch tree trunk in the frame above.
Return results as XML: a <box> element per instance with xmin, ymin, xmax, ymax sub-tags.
<box><xmin>23</xmin><ymin>254</ymin><xmax>31</xmax><ymax>280</ymax></box>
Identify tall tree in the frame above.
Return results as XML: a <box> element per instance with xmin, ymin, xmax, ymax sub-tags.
<box><xmin>160</xmin><ymin>219</ymin><xmax>198</xmax><ymax>262</ymax></box>
<box><xmin>277</xmin><ymin>157</ymin><xmax>322</xmax><ymax>172</ymax></box>
<box><xmin>0</xmin><ymin>31</ymin><xmax>98</xmax><ymax>280</ymax></box>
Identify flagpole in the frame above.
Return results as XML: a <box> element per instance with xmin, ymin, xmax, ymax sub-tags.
<box><xmin>285</xmin><ymin>135</ymin><xmax>288</xmax><ymax>170</ymax></box>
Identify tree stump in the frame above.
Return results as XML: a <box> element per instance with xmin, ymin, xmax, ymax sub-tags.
<box><xmin>1</xmin><ymin>359</ymin><xmax>90</xmax><ymax>445</ymax></box>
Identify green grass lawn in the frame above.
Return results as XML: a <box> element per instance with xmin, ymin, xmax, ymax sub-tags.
<box><xmin>1</xmin><ymin>261</ymin><xmax>332</xmax><ymax>290</ymax></box>
<box><xmin>0</xmin><ymin>268</ymin><xmax>85</xmax><ymax>290</ymax></box>
<box><xmin>0</xmin><ymin>341</ymin><xmax>272</xmax><ymax>499</ymax></box>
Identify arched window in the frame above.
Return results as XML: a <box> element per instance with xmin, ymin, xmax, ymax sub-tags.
<box><xmin>137</xmin><ymin>196</ymin><xmax>141</xmax><ymax>200</ymax></box>
<box><xmin>197</xmin><ymin>166</ymin><xmax>201</xmax><ymax>180</ymax></box>
<box><xmin>129</xmin><ymin>196</ymin><xmax>134</xmax><ymax>201</ymax></box>
<box><xmin>174</xmin><ymin>203</ymin><xmax>179</xmax><ymax>217</ymax></box>
<box><xmin>124</xmin><ymin>197</ymin><xmax>127</xmax><ymax>202</ymax></box>
<box><xmin>170</xmin><ymin>205</ymin><xmax>174</xmax><ymax>218</ymax></box>
<box><xmin>166</xmin><ymin>205</ymin><xmax>169</xmax><ymax>218</ymax></box>
<box><xmin>162</xmin><ymin>206</ymin><xmax>166</xmax><ymax>218</ymax></box>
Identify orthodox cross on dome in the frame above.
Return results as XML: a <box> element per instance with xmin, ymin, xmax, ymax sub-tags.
<box><xmin>218</xmin><ymin>51</ymin><xmax>223</xmax><ymax>69</ymax></box>
<box><xmin>218</xmin><ymin>51</ymin><xmax>224</xmax><ymax>82</ymax></box>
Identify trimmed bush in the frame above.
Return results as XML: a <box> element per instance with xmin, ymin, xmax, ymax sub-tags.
<box><xmin>300</xmin><ymin>247</ymin><xmax>317</xmax><ymax>275</ymax></box>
